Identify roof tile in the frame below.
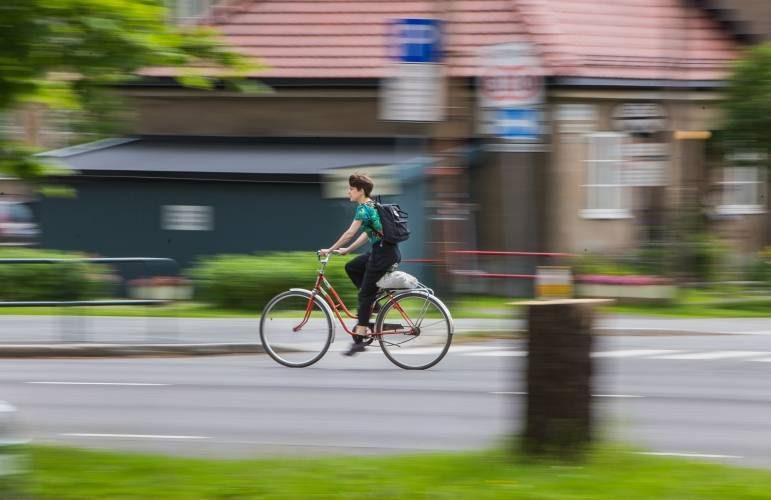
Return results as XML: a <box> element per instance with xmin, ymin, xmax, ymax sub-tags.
<box><xmin>156</xmin><ymin>0</ymin><xmax>739</xmax><ymax>81</ymax></box>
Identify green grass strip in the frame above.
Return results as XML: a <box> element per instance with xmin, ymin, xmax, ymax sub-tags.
<box><xmin>16</xmin><ymin>445</ymin><xmax>771</xmax><ymax>499</ymax></box>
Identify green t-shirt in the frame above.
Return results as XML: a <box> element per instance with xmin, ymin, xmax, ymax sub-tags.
<box><xmin>354</xmin><ymin>200</ymin><xmax>382</xmax><ymax>244</ymax></box>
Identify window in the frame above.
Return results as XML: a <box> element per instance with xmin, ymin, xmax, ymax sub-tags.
<box><xmin>718</xmin><ymin>166</ymin><xmax>766</xmax><ymax>215</ymax></box>
<box><xmin>166</xmin><ymin>0</ymin><xmax>216</xmax><ymax>24</ymax></box>
<box><xmin>582</xmin><ymin>133</ymin><xmax>630</xmax><ymax>219</ymax></box>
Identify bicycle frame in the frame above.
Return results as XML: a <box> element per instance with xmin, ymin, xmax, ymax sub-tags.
<box><xmin>293</xmin><ymin>254</ymin><xmax>419</xmax><ymax>337</ymax></box>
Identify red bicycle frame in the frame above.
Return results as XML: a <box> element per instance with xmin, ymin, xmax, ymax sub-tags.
<box><xmin>293</xmin><ymin>263</ymin><xmax>418</xmax><ymax>337</ymax></box>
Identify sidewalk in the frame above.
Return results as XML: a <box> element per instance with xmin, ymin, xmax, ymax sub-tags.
<box><xmin>0</xmin><ymin>314</ymin><xmax>768</xmax><ymax>357</ymax></box>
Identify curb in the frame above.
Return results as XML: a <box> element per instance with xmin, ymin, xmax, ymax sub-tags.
<box><xmin>0</xmin><ymin>327</ymin><xmax>736</xmax><ymax>358</ymax></box>
<box><xmin>0</xmin><ymin>343</ymin><xmax>265</xmax><ymax>358</ymax></box>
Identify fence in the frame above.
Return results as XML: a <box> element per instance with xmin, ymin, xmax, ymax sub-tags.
<box><xmin>0</xmin><ymin>257</ymin><xmax>179</xmax><ymax>342</ymax></box>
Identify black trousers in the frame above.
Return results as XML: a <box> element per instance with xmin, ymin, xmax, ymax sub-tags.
<box><xmin>344</xmin><ymin>241</ymin><xmax>401</xmax><ymax>343</ymax></box>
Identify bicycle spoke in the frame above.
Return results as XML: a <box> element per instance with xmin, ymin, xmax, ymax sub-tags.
<box><xmin>414</xmin><ymin>297</ymin><xmax>432</xmax><ymax>328</ymax></box>
<box><xmin>377</xmin><ymin>292</ymin><xmax>452</xmax><ymax>370</ymax></box>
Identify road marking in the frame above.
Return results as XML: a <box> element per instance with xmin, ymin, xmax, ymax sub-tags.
<box><xmin>467</xmin><ymin>350</ymin><xmax>527</xmax><ymax>357</ymax></box>
<box><xmin>491</xmin><ymin>392</ymin><xmax>643</xmax><ymax>398</ymax></box>
<box><xmin>752</xmin><ymin>357</ymin><xmax>771</xmax><ymax>362</ymax></box>
<box><xmin>592</xmin><ymin>394</ymin><xmax>645</xmax><ymax>398</ymax></box>
<box><xmin>27</xmin><ymin>382</ymin><xmax>169</xmax><ymax>386</ymax></box>
<box><xmin>636</xmin><ymin>452</ymin><xmax>741</xmax><ymax>459</ymax></box>
<box><xmin>591</xmin><ymin>350</ymin><xmax>680</xmax><ymax>358</ymax></box>
<box><xmin>360</xmin><ymin>345</ymin><xmax>501</xmax><ymax>355</ymax></box>
<box><xmin>651</xmin><ymin>351</ymin><xmax>769</xmax><ymax>360</ymax></box>
<box><xmin>60</xmin><ymin>433</ymin><xmax>207</xmax><ymax>440</ymax></box>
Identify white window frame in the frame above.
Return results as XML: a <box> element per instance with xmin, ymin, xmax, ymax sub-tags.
<box><xmin>581</xmin><ymin>132</ymin><xmax>631</xmax><ymax>219</ymax></box>
<box><xmin>717</xmin><ymin>165</ymin><xmax>766</xmax><ymax>216</ymax></box>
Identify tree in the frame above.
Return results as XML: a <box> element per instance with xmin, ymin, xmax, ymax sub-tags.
<box><xmin>0</xmin><ymin>0</ymin><xmax>256</xmax><ymax>181</ymax></box>
<box><xmin>723</xmin><ymin>43</ymin><xmax>771</xmax><ymax>167</ymax></box>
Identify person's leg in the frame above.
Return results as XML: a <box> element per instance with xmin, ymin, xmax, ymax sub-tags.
<box><xmin>356</xmin><ymin>244</ymin><xmax>400</xmax><ymax>329</ymax></box>
<box><xmin>344</xmin><ymin>244</ymin><xmax>399</xmax><ymax>356</ymax></box>
<box><xmin>344</xmin><ymin>252</ymin><xmax>370</xmax><ymax>348</ymax></box>
<box><xmin>344</xmin><ymin>252</ymin><xmax>369</xmax><ymax>289</ymax></box>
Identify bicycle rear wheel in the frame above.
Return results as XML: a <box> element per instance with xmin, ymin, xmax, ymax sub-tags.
<box><xmin>260</xmin><ymin>290</ymin><xmax>334</xmax><ymax>368</ymax></box>
<box><xmin>375</xmin><ymin>291</ymin><xmax>453</xmax><ymax>370</ymax></box>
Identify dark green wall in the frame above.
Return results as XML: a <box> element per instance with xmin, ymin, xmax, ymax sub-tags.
<box><xmin>41</xmin><ymin>178</ymin><xmax>354</xmax><ymax>268</ymax></box>
<box><xmin>40</xmin><ymin>177</ymin><xmax>428</xmax><ymax>279</ymax></box>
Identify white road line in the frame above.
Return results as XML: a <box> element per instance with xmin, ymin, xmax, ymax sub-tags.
<box><xmin>593</xmin><ymin>394</ymin><xmax>645</xmax><ymax>398</ymax></box>
<box><xmin>752</xmin><ymin>357</ymin><xmax>771</xmax><ymax>363</ymax></box>
<box><xmin>27</xmin><ymin>382</ymin><xmax>169</xmax><ymax>386</ymax></box>
<box><xmin>360</xmin><ymin>345</ymin><xmax>501</xmax><ymax>355</ymax></box>
<box><xmin>60</xmin><ymin>433</ymin><xmax>208</xmax><ymax>440</ymax></box>
<box><xmin>652</xmin><ymin>351</ymin><xmax>770</xmax><ymax>360</ymax></box>
<box><xmin>491</xmin><ymin>392</ymin><xmax>643</xmax><ymax>398</ymax></box>
<box><xmin>636</xmin><ymin>452</ymin><xmax>741</xmax><ymax>459</ymax></box>
<box><xmin>466</xmin><ymin>351</ymin><xmax>527</xmax><ymax>357</ymax></box>
<box><xmin>591</xmin><ymin>350</ymin><xmax>681</xmax><ymax>358</ymax></box>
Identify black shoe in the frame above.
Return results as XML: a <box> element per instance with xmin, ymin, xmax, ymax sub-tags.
<box><xmin>342</xmin><ymin>342</ymin><xmax>367</xmax><ymax>357</ymax></box>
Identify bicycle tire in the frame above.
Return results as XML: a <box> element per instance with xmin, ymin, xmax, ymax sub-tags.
<box><xmin>375</xmin><ymin>291</ymin><xmax>453</xmax><ymax>370</ymax></box>
<box><xmin>260</xmin><ymin>290</ymin><xmax>334</xmax><ymax>368</ymax></box>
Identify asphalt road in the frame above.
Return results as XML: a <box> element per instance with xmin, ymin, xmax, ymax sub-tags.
<box><xmin>1</xmin><ymin>332</ymin><xmax>770</xmax><ymax>467</ymax></box>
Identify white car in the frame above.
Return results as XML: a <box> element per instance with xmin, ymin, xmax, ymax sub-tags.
<box><xmin>0</xmin><ymin>201</ymin><xmax>39</xmax><ymax>246</ymax></box>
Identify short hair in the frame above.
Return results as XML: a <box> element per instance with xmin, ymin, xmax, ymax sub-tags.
<box><xmin>348</xmin><ymin>173</ymin><xmax>374</xmax><ymax>197</ymax></box>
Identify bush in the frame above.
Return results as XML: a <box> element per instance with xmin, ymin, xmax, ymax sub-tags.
<box><xmin>0</xmin><ymin>248</ymin><xmax>113</xmax><ymax>301</ymax></box>
<box><xmin>677</xmin><ymin>233</ymin><xmax>728</xmax><ymax>283</ymax></box>
<box><xmin>744</xmin><ymin>247</ymin><xmax>771</xmax><ymax>285</ymax></box>
<box><xmin>188</xmin><ymin>252</ymin><xmax>358</xmax><ymax>311</ymax></box>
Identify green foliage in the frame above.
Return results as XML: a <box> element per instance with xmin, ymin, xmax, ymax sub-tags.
<box><xmin>570</xmin><ymin>254</ymin><xmax>645</xmax><ymax>277</ymax></box>
<box><xmin>0</xmin><ymin>0</ymin><xmax>258</xmax><ymax>179</ymax></box>
<box><xmin>0</xmin><ymin>248</ymin><xmax>113</xmax><ymax>301</ymax></box>
<box><xmin>723</xmin><ymin>43</ymin><xmax>771</xmax><ymax>168</ymax></box>
<box><xmin>744</xmin><ymin>247</ymin><xmax>771</xmax><ymax>284</ymax></box>
<box><xmin>573</xmin><ymin>235</ymin><xmax>727</xmax><ymax>283</ymax></box>
<box><xmin>677</xmin><ymin>233</ymin><xmax>728</xmax><ymax>283</ymax></box>
<box><xmin>188</xmin><ymin>252</ymin><xmax>358</xmax><ymax>311</ymax></box>
<box><xmin>25</xmin><ymin>445</ymin><xmax>771</xmax><ymax>500</ymax></box>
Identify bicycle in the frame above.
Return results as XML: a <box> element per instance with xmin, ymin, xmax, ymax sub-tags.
<box><xmin>259</xmin><ymin>251</ymin><xmax>454</xmax><ymax>370</ymax></box>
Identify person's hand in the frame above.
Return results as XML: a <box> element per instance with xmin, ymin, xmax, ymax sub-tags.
<box><xmin>318</xmin><ymin>248</ymin><xmax>332</xmax><ymax>257</ymax></box>
<box><xmin>334</xmin><ymin>247</ymin><xmax>350</xmax><ymax>255</ymax></box>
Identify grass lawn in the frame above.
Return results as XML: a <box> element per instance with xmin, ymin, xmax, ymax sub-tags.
<box><xmin>17</xmin><ymin>445</ymin><xmax>771</xmax><ymax>499</ymax></box>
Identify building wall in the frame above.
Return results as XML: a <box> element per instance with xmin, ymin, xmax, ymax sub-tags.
<box><xmin>546</xmin><ymin>90</ymin><xmax>768</xmax><ymax>255</ymax></box>
<box><xmin>125</xmin><ymin>88</ymin><xmax>438</xmax><ymax>138</ymax></box>
<box><xmin>40</xmin><ymin>178</ymin><xmax>354</xmax><ymax>269</ymax></box>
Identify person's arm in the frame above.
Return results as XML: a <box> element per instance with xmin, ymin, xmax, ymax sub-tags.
<box><xmin>320</xmin><ymin>220</ymin><xmax>362</xmax><ymax>255</ymax></box>
<box><xmin>335</xmin><ymin>232</ymin><xmax>368</xmax><ymax>255</ymax></box>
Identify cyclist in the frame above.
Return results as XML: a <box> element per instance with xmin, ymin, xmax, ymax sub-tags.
<box><xmin>320</xmin><ymin>173</ymin><xmax>401</xmax><ymax>356</ymax></box>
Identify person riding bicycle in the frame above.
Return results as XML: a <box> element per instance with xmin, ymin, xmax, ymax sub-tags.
<box><xmin>319</xmin><ymin>173</ymin><xmax>401</xmax><ymax>356</ymax></box>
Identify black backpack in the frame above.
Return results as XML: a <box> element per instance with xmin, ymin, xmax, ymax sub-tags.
<box><xmin>374</xmin><ymin>196</ymin><xmax>410</xmax><ymax>244</ymax></box>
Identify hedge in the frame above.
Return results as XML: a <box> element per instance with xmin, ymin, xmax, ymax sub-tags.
<box><xmin>0</xmin><ymin>248</ymin><xmax>113</xmax><ymax>301</ymax></box>
<box><xmin>187</xmin><ymin>252</ymin><xmax>358</xmax><ymax>311</ymax></box>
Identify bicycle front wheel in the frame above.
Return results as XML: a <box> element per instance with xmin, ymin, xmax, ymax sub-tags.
<box><xmin>260</xmin><ymin>290</ymin><xmax>334</xmax><ymax>368</ymax></box>
<box><xmin>375</xmin><ymin>291</ymin><xmax>453</xmax><ymax>370</ymax></box>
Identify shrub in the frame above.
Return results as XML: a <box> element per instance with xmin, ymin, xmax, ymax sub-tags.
<box><xmin>188</xmin><ymin>252</ymin><xmax>358</xmax><ymax>311</ymax></box>
<box><xmin>0</xmin><ymin>248</ymin><xmax>113</xmax><ymax>301</ymax></box>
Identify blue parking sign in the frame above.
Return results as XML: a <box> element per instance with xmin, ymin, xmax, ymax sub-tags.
<box><xmin>495</xmin><ymin>108</ymin><xmax>541</xmax><ymax>140</ymax></box>
<box><xmin>391</xmin><ymin>18</ymin><xmax>442</xmax><ymax>63</ymax></box>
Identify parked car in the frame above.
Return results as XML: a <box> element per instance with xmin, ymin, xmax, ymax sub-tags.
<box><xmin>0</xmin><ymin>200</ymin><xmax>39</xmax><ymax>246</ymax></box>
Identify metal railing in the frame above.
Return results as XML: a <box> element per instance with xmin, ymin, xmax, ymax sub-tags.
<box><xmin>0</xmin><ymin>257</ymin><xmax>180</xmax><ymax>342</ymax></box>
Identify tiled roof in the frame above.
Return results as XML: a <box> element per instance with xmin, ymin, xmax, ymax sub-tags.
<box><xmin>145</xmin><ymin>0</ymin><xmax>739</xmax><ymax>81</ymax></box>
